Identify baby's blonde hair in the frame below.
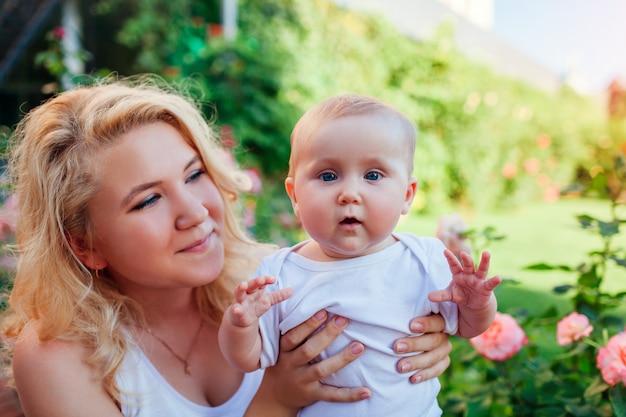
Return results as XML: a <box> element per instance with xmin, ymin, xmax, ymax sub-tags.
<box><xmin>1</xmin><ymin>75</ymin><xmax>272</xmax><ymax>403</ymax></box>
<box><xmin>288</xmin><ymin>94</ymin><xmax>417</xmax><ymax>176</ymax></box>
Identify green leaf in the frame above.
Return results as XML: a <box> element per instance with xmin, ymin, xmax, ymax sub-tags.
<box><xmin>577</xmin><ymin>214</ymin><xmax>597</xmax><ymax>228</ymax></box>
<box><xmin>599</xmin><ymin>220</ymin><xmax>620</xmax><ymax>238</ymax></box>
<box><xmin>610</xmin><ymin>384</ymin><xmax>626</xmax><ymax>417</ymax></box>
<box><xmin>611</xmin><ymin>255</ymin><xmax>626</xmax><ymax>268</ymax></box>
<box><xmin>525</xmin><ymin>262</ymin><xmax>573</xmax><ymax>271</ymax></box>
<box><xmin>553</xmin><ymin>284</ymin><xmax>574</xmax><ymax>294</ymax></box>
<box><xmin>585</xmin><ymin>377</ymin><xmax>610</xmax><ymax>397</ymax></box>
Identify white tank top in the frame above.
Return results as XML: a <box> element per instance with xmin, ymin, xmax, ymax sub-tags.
<box><xmin>117</xmin><ymin>346</ymin><xmax>264</xmax><ymax>417</ymax></box>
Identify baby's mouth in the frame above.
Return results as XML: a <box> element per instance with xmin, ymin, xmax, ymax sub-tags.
<box><xmin>340</xmin><ymin>217</ymin><xmax>361</xmax><ymax>225</ymax></box>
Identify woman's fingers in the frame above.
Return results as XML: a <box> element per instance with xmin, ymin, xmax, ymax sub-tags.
<box><xmin>408</xmin><ymin>313</ymin><xmax>446</xmax><ymax>334</ymax></box>
<box><xmin>270</xmin><ymin>311</ymin><xmax>369</xmax><ymax>408</ymax></box>
<box><xmin>280</xmin><ymin>311</ymin><xmax>348</xmax><ymax>356</ymax></box>
<box><xmin>393</xmin><ymin>313</ymin><xmax>451</xmax><ymax>383</ymax></box>
<box><xmin>309</xmin><ymin>381</ymin><xmax>371</xmax><ymax>403</ymax></box>
<box><xmin>310</xmin><ymin>341</ymin><xmax>365</xmax><ymax>381</ymax></box>
<box><xmin>395</xmin><ymin>332</ymin><xmax>452</xmax><ymax>383</ymax></box>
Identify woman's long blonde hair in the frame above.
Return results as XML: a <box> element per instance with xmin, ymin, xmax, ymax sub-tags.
<box><xmin>2</xmin><ymin>75</ymin><xmax>273</xmax><ymax>402</ymax></box>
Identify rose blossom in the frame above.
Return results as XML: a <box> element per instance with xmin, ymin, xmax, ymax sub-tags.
<box><xmin>470</xmin><ymin>312</ymin><xmax>528</xmax><ymax>361</ymax></box>
<box><xmin>597</xmin><ymin>329</ymin><xmax>626</xmax><ymax>386</ymax></box>
<box><xmin>556</xmin><ymin>312</ymin><xmax>593</xmax><ymax>346</ymax></box>
<box><xmin>436</xmin><ymin>213</ymin><xmax>472</xmax><ymax>259</ymax></box>
<box><xmin>53</xmin><ymin>26</ymin><xmax>66</xmax><ymax>39</ymax></box>
<box><xmin>0</xmin><ymin>194</ymin><xmax>18</xmax><ymax>241</ymax></box>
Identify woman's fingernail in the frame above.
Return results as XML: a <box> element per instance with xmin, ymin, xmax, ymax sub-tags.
<box><xmin>411</xmin><ymin>374</ymin><xmax>423</xmax><ymax>384</ymax></box>
<box><xmin>396</xmin><ymin>342</ymin><xmax>408</xmax><ymax>353</ymax></box>
<box><xmin>410</xmin><ymin>322</ymin><xmax>424</xmax><ymax>333</ymax></box>
<box><xmin>360</xmin><ymin>390</ymin><xmax>371</xmax><ymax>400</ymax></box>
<box><xmin>334</xmin><ymin>316</ymin><xmax>347</xmax><ymax>326</ymax></box>
<box><xmin>350</xmin><ymin>343</ymin><xmax>364</xmax><ymax>355</ymax></box>
<box><xmin>314</xmin><ymin>310</ymin><xmax>326</xmax><ymax>321</ymax></box>
<box><xmin>400</xmin><ymin>362</ymin><xmax>410</xmax><ymax>373</ymax></box>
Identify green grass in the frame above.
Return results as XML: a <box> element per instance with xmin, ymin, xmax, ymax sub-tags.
<box><xmin>395</xmin><ymin>197</ymin><xmax>626</xmax><ymax>317</ymax></box>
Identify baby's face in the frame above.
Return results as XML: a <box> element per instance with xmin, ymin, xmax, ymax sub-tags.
<box><xmin>286</xmin><ymin>113</ymin><xmax>416</xmax><ymax>260</ymax></box>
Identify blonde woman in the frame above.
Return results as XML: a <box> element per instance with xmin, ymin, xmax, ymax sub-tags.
<box><xmin>1</xmin><ymin>76</ymin><xmax>451</xmax><ymax>417</ymax></box>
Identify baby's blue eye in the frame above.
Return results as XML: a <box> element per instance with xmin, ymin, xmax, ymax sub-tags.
<box><xmin>320</xmin><ymin>172</ymin><xmax>337</xmax><ymax>182</ymax></box>
<box><xmin>365</xmin><ymin>172</ymin><xmax>381</xmax><ymax>181</ymax></box>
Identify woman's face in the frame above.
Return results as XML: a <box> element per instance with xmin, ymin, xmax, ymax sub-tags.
<box><xmin>82</xmin><ymin>122</ymin><xmax>226</xmax><ymax>295</ymax></box>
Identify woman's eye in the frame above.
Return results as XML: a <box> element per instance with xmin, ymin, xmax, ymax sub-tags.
<box><xmin>132</xmin><ymin>194</ymin><xmax>160</xmax><ymax>211</ymax></box>
<box><xmin>186</xmin><ymin>169</ymin><xmax>206</xmax><ymax>183</ymax></box>
<box><xmin>365</xmin><ymin>172</ymin><xmax>381</xmax><ymax>181</ymax></box>
<box><xmin>319</xmin><ymin>172</ymin><xmax>337</xmax><ymax>182</ymax></box>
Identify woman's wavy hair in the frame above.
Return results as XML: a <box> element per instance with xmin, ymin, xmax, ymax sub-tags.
<box><xmin>1</xmin><ymin>75</ymin><xmax>272</xmax><ymax>403</ymax></box>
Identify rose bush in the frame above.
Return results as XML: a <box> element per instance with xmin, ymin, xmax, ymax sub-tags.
<box><xmin>437</xmin><ymin>156</ymin><xmax>626</xmax><ymax>416</ymax></box>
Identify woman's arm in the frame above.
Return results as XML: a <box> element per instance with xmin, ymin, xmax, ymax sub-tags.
<box><xmin>13</xmin><ymin>325</ymin><xmax>122</xmax><ymax>417</ymax></box>
<box><xmin>244</xmin><ymin>311</ymin><xmax>451</xmax><ymax>417</ymax></box>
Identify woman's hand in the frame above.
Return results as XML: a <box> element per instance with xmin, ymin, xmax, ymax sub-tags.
<box><xmin>393</xmin><ymin>314</ymin><xmax>452</xmax><ymax>384</ymax></box>
<box><xmin>244</xmin><ymin>310</ymin><xmax>369</xmax><ymax>417</ymax></box>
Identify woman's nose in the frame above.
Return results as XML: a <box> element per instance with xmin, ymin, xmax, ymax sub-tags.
<box><xmin>175</xmin><ymin>190</ymin><xmax>209</xmax><ymax>230</ymax></box>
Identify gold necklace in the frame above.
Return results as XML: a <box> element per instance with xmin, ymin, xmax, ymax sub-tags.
<box><xmin>147</xmin><ymin>320</ymin><xmax>204</xmax><ymax>376</ymax></box>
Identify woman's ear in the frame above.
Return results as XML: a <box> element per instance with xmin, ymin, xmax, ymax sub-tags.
<box><xmin>68</xmin><ymin>236</ymin><xmax>108</xmax><ymax>270</ymax></box>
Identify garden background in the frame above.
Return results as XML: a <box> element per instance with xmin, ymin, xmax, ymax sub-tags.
<box><xmin>0</xmin><ymin>1</ymin><xmax>624</xmax><ymax>416</ymax></box>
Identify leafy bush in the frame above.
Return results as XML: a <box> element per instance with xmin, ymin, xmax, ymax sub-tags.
<box><xmin>438</xmin><ymin>154</ymin><xmax>626</xmax><ymax>416</ymax></box>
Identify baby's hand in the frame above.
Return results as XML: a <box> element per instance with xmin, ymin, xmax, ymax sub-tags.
<box><xmin>428</xmin><ymin>250</ymin><xmax>501</xmax><ymax>310</ymax></box>
<box><xmin>229</xmin><ymin>276</ymin><xmax>293</xmax><ymax>328</ymax></box>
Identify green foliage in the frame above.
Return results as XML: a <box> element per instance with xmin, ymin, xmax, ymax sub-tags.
<box><xmin>34</xmin><ymin>27</ymin><xmax>92</xmax><ymax>85</ymax></box>
<box><xmin>439</xmin><ymin>154</ymin><xmax>626</xmax><ymax>416</ymax></box>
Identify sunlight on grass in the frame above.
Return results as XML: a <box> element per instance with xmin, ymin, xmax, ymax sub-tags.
<box><xmin>396</xmin><ymin>197</ymin><xmax>625</xmax><ymax>316</ymax></box>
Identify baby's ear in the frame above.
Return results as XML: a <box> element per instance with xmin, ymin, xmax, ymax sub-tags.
<box><xmin>401</xmin><ymin>178</ymin><xmax>418</xmax><ymax>215</ymax></box>
<box><xmin>68</xmin><ymin>236</ymin><xmax>108</xmax><ymax>270</ymax></box>
<box><xmin>285</xmin><ymin>177</ymin><xmax>300</xmax><ymax>218</ymax></box>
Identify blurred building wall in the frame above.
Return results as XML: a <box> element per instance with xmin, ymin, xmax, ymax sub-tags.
<box><xmin>332</xmin><ymin>0</ymin><xmax>562</xmax><ymax>93</ymax></box>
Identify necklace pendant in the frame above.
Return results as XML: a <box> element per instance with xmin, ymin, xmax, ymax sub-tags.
<box><xmin>184</xmin><ymin>362</ymin><xmax>191</xmax><ymax>376</ymax></box>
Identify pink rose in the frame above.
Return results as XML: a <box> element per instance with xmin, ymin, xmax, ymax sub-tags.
<box><xmin>0</xmin><ymin>194</ymin><xmax>18</xmax><ymax>241</ymax></box>
<box><xmin>244</xmin><ymin>168</ymin><xmax>263</xmax><ymax>195</ymax></box>
<box><xmin>470</xmin><ymin>312</ymin><xmax>528</xmax><ymax>361</ymax></box>
<box><xmin>53</xmin><ymin>26</ymin><xmax>66</xmax><ymax>39</ymax></box>
<box><xmin>556</xmin><ymin>312</ymin><xmax>593</xmax><ymax>346</ymax></box>
<box><xmin>597</xmin><ymin>329</ymin><xmax>626</xmax><ymax>386</ymax></box>
<box><xmin>436</xmin><ymin>213</ymin><xmax>472</xmax><ymax>259</ymax></box>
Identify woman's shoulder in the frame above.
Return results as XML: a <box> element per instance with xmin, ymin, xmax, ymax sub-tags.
<box><xmin>12</xmin><ymin>322</ymin><xmax>121</xmax><ymax>416</ymax></box>
<box><xmin>13</xmin><ymin>322</ymin><xmax>89</xmax><ymax>369</ymax></box>
<box><xmin>13</xmin><ymin>321</ymin><xmax>94</xmax><ymax>393</ymax></box>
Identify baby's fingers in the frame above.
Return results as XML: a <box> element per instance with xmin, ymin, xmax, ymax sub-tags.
<box><xmin>234</xmin><ymin>281</ymin><xmax>250</xmax><ymax>303</ymax></box>
<box><xmin>483</xmin><ymin>275</ymin><xmax>502</xmax><ymax>292</ymax></box>
<box><xmin>427</xmin><ymin>288</ymin><xmax>452</xmax><ymax>303</ymax></box>
<box><xmin>443</xmin><ymin>249</ymin><xmax>462</xmax><ymax>271</ymax></box>
<box><xmin>475</xmin><ymin>251</ymin><xmax>492</xmax><ymax>276</ymax></box>
<box><xmin>246</xmin><ymin>275</ymin><xmax>277</xmax><ymax>292</ymax></box>
<box><xmin>444</xmin><ymin>250</ymin><xmax>477</xmax><ymax>275</ymax></box>
<box><xmin>267</xmin><ymin>287</ymin><xmax>294</xmax><ymax>306</ymax></box>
